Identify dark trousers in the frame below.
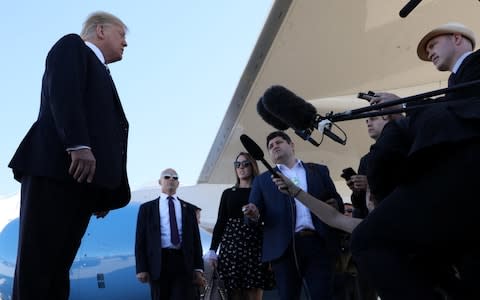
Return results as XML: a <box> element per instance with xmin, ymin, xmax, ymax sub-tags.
<box><xmin>149</xmin><ymin>249</ymin><xmax>196</xmax><ymax>300</ymax></box>
<box><xmin>351</xmin><ymin>141</ymin><xmax>480</xmax><ymax>300</ymax></box>
<box><xmin>12</xmin><ymin>176</ymin><xmax>93</xmax><ymax>300</ymax></box>
<box><xmin>271</xmin><ymin>233</ymin><xmax>335</xmax><ymax>300</ymax></box>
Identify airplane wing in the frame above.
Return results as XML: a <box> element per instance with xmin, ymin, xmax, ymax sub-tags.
<box><xmin>198</xmin><ymin>0</ymin><xmax>480</xmax><ymax>200</ymax></box>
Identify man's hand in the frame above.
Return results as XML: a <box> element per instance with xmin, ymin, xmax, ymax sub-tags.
<box><xmin>193</xmin><ymin>271</ymin><xmax>207</xmax><ymax>288</ymax></box>
<box><xmin>136</xmin><ymin>272</ymin><xmax>149</xmax><ymax>283</ymax></box>
<box><xmin>242</xmin><ymin>203</ymin><xmax>260</xmax><ymax>221</ymax></box>
<box><xmin>368</xmin><ymin>92</ymin><xmax>400</xmax><ymax>105</ymax></box>
<box><xmin>69</xmin><ymin>148</ymin><xmax>96</xmax><ymax>183</ymax></box>
<box><xmin>347</xmin><ymin>175</ymin><xmax>368</xmax><ymax>193</ymax></box>
<box><xmin>271</xmin><ymin>172</ymin><xmax>300</xmax><ymax>196</ymax></box>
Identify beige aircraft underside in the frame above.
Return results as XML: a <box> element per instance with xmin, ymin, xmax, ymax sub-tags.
<box><xmin>197</xmin><ymin>0</ymin><xmax>480</xmax><ymax>200</ymax></box>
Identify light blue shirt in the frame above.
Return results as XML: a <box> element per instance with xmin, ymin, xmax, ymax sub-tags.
<box><xmin>452</xmin><ymin>51</ymin><xmax>472</xmax><ymax>74</ymax></box>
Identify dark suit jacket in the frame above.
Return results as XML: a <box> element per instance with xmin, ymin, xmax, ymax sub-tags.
<box><xmin>249</xmin><ymin>162</ymin><xmax>344</xmax><ymax>262</ymax></box>
<box><xmin>367</xmin><ymin>50</ymin><xmax>480</xmax><ymax>198</ymax></box>
<box><xmin>135</xmin><ymin>197</ymin><xmax>204</xmax><ymax>281</ymax></box>
<box><xmin>9</xmin><ymin>34</ymin><xmax>130</xmax><ymax>210</ymax></box>
<box><xmin>408</xmin><ymin>49</ymin><xmax>480</xmax><ymax>157</ymax></box>
<box><xmin>351</xmin><ymin>154</ymin><xmax>369</xmax><ymax>218</ymax></box>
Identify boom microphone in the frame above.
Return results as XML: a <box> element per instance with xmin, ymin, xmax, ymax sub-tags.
<box><xmin>262</xmin><ymin>85</ymin><xmax>346</xmax><ymax>145</ymax></box>
<box><xmin>240</xmin><ymin>134</ymin><xmax>279</xmax><ymax>178</ymax></box>
<box><xmin>256</xmin><ymin>97</ymin><xmax>289</xmax><ymax>130</ymax></box>
<box><xmin>399</xmin><ymin>0</ymin><xmax>422</xmax><ymax>18</ymax></box>
<box><xmin>257</xmin><ymin>97</ymin><xmax>320</xmax><ymax>146</ymax></box>
<box><xmin>262</xmin><ymin>85</ymin><xmax>316</xmax><ymax>130</ymax></box>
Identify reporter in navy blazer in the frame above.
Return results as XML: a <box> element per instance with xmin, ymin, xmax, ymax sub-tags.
<box><xmin>135</xmin><ymin>169</ymin><xmax>204</xmax><ymax>300</ymax></box>
<box><xmin>250</xmin><ymin>163</ymin><xmax>343</xmax><ymax>260</ymax></box>
<box><xmin>244</xmin><ymin>131</ymin><xmax>344</xmax><ymax>300</ymax></box>
<box><xmin>8</xmin><ymin>12</ymin><xmax>130</xmax><ymax>300</ymax></box>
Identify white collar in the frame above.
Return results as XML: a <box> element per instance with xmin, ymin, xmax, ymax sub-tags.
<box><xmin>85</xmin><ymin>41</ymin><xmax>106</xmax><ymax>65</ymax></box>
<box><xmin>277</xmin><ymin>159</ymin><xmax>302</xmax><ymax>171</ymax></box>
<box><xmin>160</xmin><ymin>193</ymin><xmax>178</xmax><ymax>200</ymax></box>
<box><xmin>452</xmin><ymin>51</ymin><xmax>472</xmax><ymax>74</ymax></box>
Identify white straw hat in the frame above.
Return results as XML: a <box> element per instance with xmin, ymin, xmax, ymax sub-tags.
<box><xmin>417</xmin><ymin>22</ymin><xmax>476</xmax><ymax>61</ymax></box>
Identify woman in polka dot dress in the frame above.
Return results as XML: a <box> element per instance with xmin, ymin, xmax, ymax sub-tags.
<box><xmin>205</xmin><ymin>152</ymin><xmax>273</xmax><ymax>300</ymax></box>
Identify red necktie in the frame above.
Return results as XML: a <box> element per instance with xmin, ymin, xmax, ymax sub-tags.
<box><xmin>168</xmin><ymin>196</ymin><xmax>180</xmax><ymax>246</ymax></box>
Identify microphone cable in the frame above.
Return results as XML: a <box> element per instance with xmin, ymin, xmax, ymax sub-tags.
<box><xmin>286</xmin><ymin>174</ymin><xmax>312</xmax><ymax>300</ymax></box>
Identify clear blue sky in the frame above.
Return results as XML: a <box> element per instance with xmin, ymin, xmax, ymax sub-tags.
<box><xmin>0</xmin><ymin>1</ymin><xmax>273</xmax><ymax>196</ymax></box>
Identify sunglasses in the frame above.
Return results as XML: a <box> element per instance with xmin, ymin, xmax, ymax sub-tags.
<box><xmin>163</xmin><ymin>175</ymin><xmax>179</xmax><ymax>180</ymax></box>
<box><xmin>234</xmin><ymin>161</ymin><xmax>251</xmax><ymax>168</ymax></box>
<box><xmin>345</xmin><ymin>208</ymin><xmax>353</xmax><ymax>213</ymax></box>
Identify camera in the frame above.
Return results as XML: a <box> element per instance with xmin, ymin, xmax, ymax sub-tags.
<box><xmin>340</xmin><ymin>167</ymin><xmax>357</xmax><ymax>181</ymax></box>
<box><xmin>357</xmin><ymin>90</ymin><xmax>377</xmax><ymax>101</ymax></box>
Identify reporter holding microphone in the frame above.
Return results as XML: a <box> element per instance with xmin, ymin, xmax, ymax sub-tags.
<box><xmin>245</xmin><ymin>131</ymin><xmax>344</xmax><ymax>300</ymax></box>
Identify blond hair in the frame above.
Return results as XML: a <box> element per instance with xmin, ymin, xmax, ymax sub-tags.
<box><xmin>80</xmin><ymin>11</ymin><xmax>128</xmax><ymax>40</ymax></box>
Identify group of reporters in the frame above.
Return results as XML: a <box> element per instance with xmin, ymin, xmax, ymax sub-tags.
<box><xmin>271</xmin><ymin>22</ymin><xmax>480</xmax><ymax>300</ymax></box>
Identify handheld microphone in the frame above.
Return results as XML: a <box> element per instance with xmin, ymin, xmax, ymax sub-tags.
<box><xmin>240</xmin><ymin>134</ymin><xmax>279</xmax><ymax>178</ymax></box>
<box><xmin>261</xmin><ymin>85</ymin><xmax>347</xmax><ymax>145</ymax></box>
<box><xmin>399</xmin><ymin>0</ymin><xmax>422</xmax><ymax>18</ymax></box>
<box><xmin>257</xmin><ymin>97</ymin><xmax>320</xmax><ymax>146</ymax></box>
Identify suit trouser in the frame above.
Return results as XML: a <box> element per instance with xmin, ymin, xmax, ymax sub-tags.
<box><xmin>12</xmin><ymin>176</ymin><xmax>93</xmax><ymax>300</ymax></box>
<box><xmin>351</xmin><ymin>141</ymin><xmax>480</xmax><ymax>300</ymax></box>
<box><xmin>149</xmin><ymin>249</ymin><xmax>196</xmax><ymax>300</ymax></box>
<box><xmin>271</xmin><ymin>233</ymin><xmax>335</xmax><ymax>300</ymax></box>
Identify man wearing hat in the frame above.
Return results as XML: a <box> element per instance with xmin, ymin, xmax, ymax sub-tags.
<box><xmin>417</xmin><ymin>22</ymin><xmax>476</xmax><ymax>71</ymax></box>
<box><xmin>349</xmin><ymin>23</ymin><xmax>480</xmax><ymax>300</ymax></box>
<box><xmin>369</xmin><ymin>22</ymin><xmax>479</xmax><ymax>103</ymax></box>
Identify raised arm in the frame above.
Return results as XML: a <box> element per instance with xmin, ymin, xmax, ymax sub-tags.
<box><xmin>271</xmin><ymin>172</ymin><xmax>362</xmax><ymax>233</ymax></box>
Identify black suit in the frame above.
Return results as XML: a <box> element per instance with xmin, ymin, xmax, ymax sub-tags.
<box><xmin>9</xmin><ymin>34</ymin><xmax>130</xmax><ymax>300</ymax></box>
<box><xmin>135</xmin><ymin>197</ymin><xmax>203</xmax><ymax>300</ymax></box>
<box><xmin>351</xmin><ymin>50</ymin><xmax>480</xmax><ymax>299</ymax></box>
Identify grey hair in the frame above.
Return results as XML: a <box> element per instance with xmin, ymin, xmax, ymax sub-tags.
<box><xmin>80</xmin><ymin>11</ymin><xmax>128</xmax><ymax>40</ymax></box>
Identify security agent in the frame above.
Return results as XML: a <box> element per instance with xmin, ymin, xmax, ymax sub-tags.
<box><xmin>135</xmin><ymin>169</ymin><xmax>205</xmax><ymax>300</ymax></box>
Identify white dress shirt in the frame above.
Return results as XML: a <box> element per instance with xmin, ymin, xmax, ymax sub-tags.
<box><xmin>277</xmin><ymin>160</ymin><xmax>315</xmax><ymax>232</ymax></box>
<box><xmin>159</xmin><ymin>193</ymin><xmax>183</xmax><ymax>249</ymax></box>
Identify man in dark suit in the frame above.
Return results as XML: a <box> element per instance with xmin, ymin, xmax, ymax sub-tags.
<box><xmin>244</xmin><ymin>131</ymin><xmax>344</xmax><ymax>300</ymax></box>
<box><xmin>135</xmin><ymin>168</ymin><xmax>205</xmax><ymax>300</ymax></box>
<box><xmin>350</xmin><ymin>22</ymin><xmax>480</xmax><ymax>299</ymax></box>
<box><xmin>8</xmin><ymin>11</ymin><xmax>130</xmax><ymax>300</ymax></box>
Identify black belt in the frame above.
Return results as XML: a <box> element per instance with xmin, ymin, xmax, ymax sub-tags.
<box><xmin>295</xmin><ymin>229</ymin><xmax>317</xmax><ymax>237</ymax></box>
